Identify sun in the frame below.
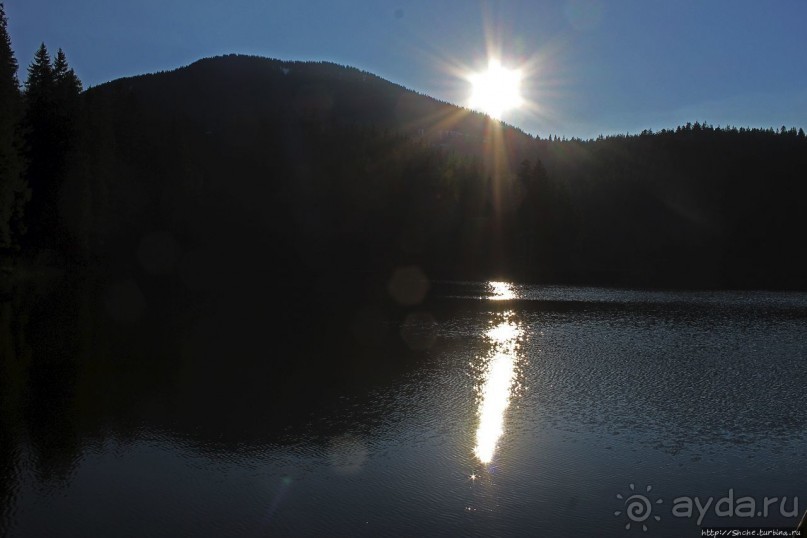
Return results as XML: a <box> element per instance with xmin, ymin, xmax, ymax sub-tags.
<box><xmin>468</xmin><ymin>59</ymin><xmax>523</xmax><ymax>119</ymax></box>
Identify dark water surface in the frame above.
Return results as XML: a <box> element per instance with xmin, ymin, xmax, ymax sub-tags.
<box><xmin>2</xmin><ymin>280</ymin><xmax>806</xmax><ymax>536</ymax></box>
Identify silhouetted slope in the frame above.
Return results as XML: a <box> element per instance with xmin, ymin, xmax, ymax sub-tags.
<box><xmin>534</xmin><ymin>126</ymin><xmax>807</xmax><ymax>288</ymax></box>
<box><xmin>71</xmin><ymin>56</ymin><xmax>522</xmax><ymax>314</ymax></box>
<box><xmin>53</xmin><ymin>55</ymin><xmax>807</xmax><ymax>295</ymax></box>
<box><xmin>88</xmin><ymin>55</ymin><xmax>535</xmax><ymax>159</ymax></box>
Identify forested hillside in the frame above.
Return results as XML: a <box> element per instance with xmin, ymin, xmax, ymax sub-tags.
<box><xmin>2</xmin><ymin>7</ymin><xmax>806</xmax><ymax>294</ymax></box>
<box><xmin>534</xmin><ymin>125</ymin><xmax>807</xmax><ymax>288</ymax></box>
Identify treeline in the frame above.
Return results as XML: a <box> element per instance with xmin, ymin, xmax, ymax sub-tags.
<box><xmin>533</xmin><ymin>125</ymin><xmax>807</xmax><ymax>288</ymax></box>
<box><xmin>0</xmin><ymin>3</ymin><xmax>82</xmax><ymax>260</ymax></box>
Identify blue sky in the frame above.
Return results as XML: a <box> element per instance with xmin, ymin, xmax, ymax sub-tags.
<box><xmin>7</xmin><ymin>0</ymin><xmax>807</xmax><ymax>139</ymax></box>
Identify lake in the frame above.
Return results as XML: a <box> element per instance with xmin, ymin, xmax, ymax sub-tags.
<box><xmin>1</xmin><ymin>280</ymin><xmax>806</xmax><ymax>536</ymax></box>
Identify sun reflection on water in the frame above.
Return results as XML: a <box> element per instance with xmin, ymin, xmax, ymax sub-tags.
<box><xmin>488</xmin><ymin>281</ymin><xmax>516</xmax><ymax>301</ymax></box>
<box><xmin>473</xmin><ymin>312</ymin><xmax>523</xmax><ymax>464</ymax></box>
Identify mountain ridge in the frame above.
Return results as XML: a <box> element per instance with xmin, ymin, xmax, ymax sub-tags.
<box><xmin>9</xmin><ymin>53</ymin><xmax>807</xmax><ymax>294</ymax></box>
<box><xmin>83</xmin><ymin>54</ymin><xmax>538</xmax><ymax>164</ymax></box>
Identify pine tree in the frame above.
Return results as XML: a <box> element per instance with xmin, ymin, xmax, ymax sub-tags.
<box><xmin>51</xmin><ymin>48</ymin><xmax>82</xmax><ymax>157</ymax></box>
<box><xmin>50</xmin><ymin>47</ymin><xmax>86</xmax><ymax>257</ymax></box>
<box><xmin>53</xmin><ymin>48</ymin><xmax>81</xmax><ymax>105</ymax></box>
<box><xmin>22</xmin><ymin>43</ymin><xmax>57</xmax><ymax>245</ymax></box>
<box><xmin>51</xmin><ymin>48</ymin><xmax>67</xmax><ymax>78</ymax></box>
<box><xmin>0</xmin><ymin>3</ymin><xmax>28</xmax><ymax>252</ymax></box>
<box><xmin>25</xmin><ymin>43</ymin><xmax>52</xmax><ymax>102</ymax></box>
<box><xmin>21</xmin><ymin>43</ymin><xmax>84</xmax><ymax>251</ymax></box>
<box><xmin>0</xmin><ymin>3</ymin><xmax>16</xmax><ymax>94</ymax></box>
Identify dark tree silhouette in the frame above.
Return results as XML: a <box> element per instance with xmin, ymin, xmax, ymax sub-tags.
<box><xmin>21</xmin><ymin>44</ymin><xmax>82</xmax><ymax>251</ymax></box>
<box><xmin>22</xmin><ymin>43</ymin><xmax>56</xmax><ymax>245</ymax></box>
<box><xmin>0</xmin><ymin>3</ymin><xmax>27</xmax><ymax>252</ymax></box>
<box><xmin>23</xmin><ymin>43</ymin><xmax>52</xmax><ymax>102</ymax></box>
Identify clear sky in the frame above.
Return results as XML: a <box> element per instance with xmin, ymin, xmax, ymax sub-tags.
<box><xmin>6</xmin><ymin>0</ymin><xmax>807</xmax><ymax>139</ymax></box>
